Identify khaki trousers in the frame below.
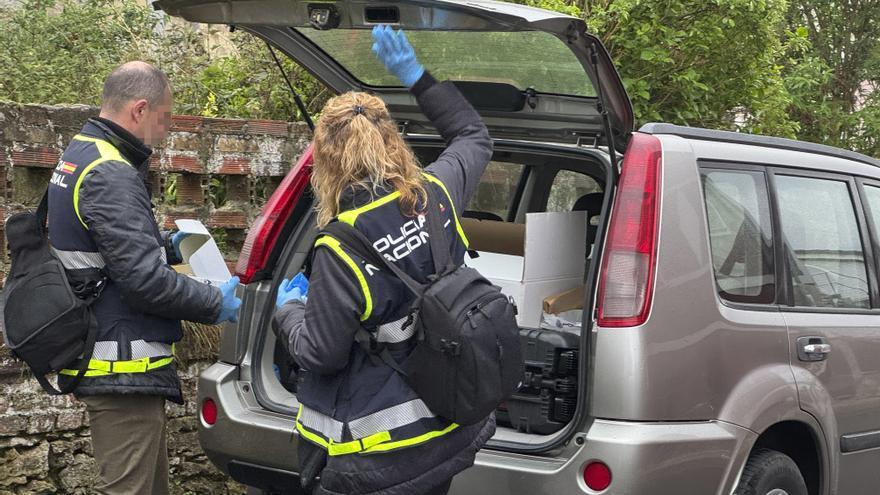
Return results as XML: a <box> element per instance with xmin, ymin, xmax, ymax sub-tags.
<box><xmin>80</xmin><ymin>395</ymin><xmax>169</xmax><ymax>495</ymax></box>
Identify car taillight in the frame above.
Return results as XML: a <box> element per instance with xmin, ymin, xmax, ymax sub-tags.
<box><xmin>596</xmin><ymin>133</ymin><xmax>662</xmax><ymax>328</ymax></box>
<box><xmin>201</xmin><ymin>398</ymin><xmax>217</xmax><ymax>426</ymax></box>
<box><xmin>583</xmin><ymin>461</ymin><xmax>612</xmax><ymax>491</ymax></box>
<box><xmin>234</xmin><ymin>143</ymin><xmax>314</xmax><ymax>284</ymax></box>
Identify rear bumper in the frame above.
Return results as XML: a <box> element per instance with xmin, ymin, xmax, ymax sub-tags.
<box><xmin>197</xmin><ymin>363</ymin><xmax>304</xmax><ymax>491</ymax></box>
<box><xmin>199</xmin><ymin>362</ymin><xmax>755</xmax><ymax>494</ymax></box>
<box><xmin>457</xmin><ymin>419</ymin><xmax>755</xmax><ymax>494</ymax></box>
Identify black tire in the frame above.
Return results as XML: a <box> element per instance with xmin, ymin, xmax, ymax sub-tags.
<box><xmin>735</xmin><ymin>448</ymin><xmax>809</xmax><ymax>495</ymax></box>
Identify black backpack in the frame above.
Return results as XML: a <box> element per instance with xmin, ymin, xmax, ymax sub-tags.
<box><xmin>321</xmin><ymin>189</ymin><xmax>523</xmax><ymax>425</ymax></box>
<box><xmin>3</xmin><ymin>190</ymin><xmax>103</xmax><ymax>395</ymax></box>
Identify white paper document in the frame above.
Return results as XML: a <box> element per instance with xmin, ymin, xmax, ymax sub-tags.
<box><xmin>174</xmin><ymin>219</ymin><xmax>232</xmax><ymax>285</ymax></box>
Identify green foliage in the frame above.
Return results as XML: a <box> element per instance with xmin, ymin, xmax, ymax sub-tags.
<box><xmin>511</xmin><ymin>0</ymin><xmax>878</xmax><ymax>156</ymax></box>
<box><xmin>0</xmin><ymin>0</ymin><xmax>877</xmax><ymax>158</ymax></box>
<box><xmin>0</xmin><ymin>0</ymin><xmax>326</xmax><ymax>121</ymax></box>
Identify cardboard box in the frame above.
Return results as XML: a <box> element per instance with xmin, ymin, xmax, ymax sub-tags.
<box><xmin>173</xmin><ymin>219</ymin><xmax>232</xmax><ymax>286</ymax></box>
<box><xmin>464</xmin><ymin>212</ymin><xmax>587</xmax><ymax>328</ymax></box>
<box><xmin>542</xmin><ymin>285</ymin><xmax>586</xmax><ymax>314</ymax></box>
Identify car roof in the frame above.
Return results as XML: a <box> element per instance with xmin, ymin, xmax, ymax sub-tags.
<box><xmin>640</xmin><ymin>123</ymin><xmax>880</xmax><ymax>168</ymax></box>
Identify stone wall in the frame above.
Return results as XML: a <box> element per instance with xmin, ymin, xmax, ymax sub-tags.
<box><xmin>0</xmin><ymin>103</ymin><xmax>312</xmax><ymax>493</ymax></box>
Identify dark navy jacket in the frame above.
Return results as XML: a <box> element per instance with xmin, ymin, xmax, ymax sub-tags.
<box><xmin>49</xmin><ymin>118</ymin><xmax>221</xmax><ymax>402</ymax></box>
<box><xmin>274</xmin><ymin>73</ymin><xmax>495</xmax><ymax>495</ymax></box>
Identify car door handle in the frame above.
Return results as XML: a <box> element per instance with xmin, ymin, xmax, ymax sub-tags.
<box><xmin>797</xmin><ymin>336</ymin><xmax>831</xmax><ymax>362</ymax></box>
<box><xmin>803</xmin><ymin>343</ymin><xmax>831</xmax><ymax>354</ymax></box>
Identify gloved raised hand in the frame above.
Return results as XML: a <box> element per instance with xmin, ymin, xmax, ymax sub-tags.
<box><xmin>171</xmin><ymin>231</ymin><xmax>190</xmax><ymax>260</ymax></box>
<box><xmin>276</xmin><ymin>272</ymin><xmax>309</xmax><ymax>308</ymax></box>
<box><xmin>215</xmin><ymin>276</ymin><xmax>242</xmax><ymax>324</ymax></box>
<box><xmin>371</xmin><ymin>25</ymin><xmax>424</xmax><ymax>87</ymax></box>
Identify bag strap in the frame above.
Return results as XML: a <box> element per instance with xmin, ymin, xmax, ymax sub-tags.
<box><xmin>422</xmin><ymin>184</ymin><xmax>454</xmax><ymax>276</ymax></box>
<box><xmin>35</xmin><ymin>188</ymin><xmax>49</xmax><ymax>234</ymax></box>
<box><xmin>35</xmin><ymin>311</ymin><xmax>98</xmax><ymax>395</ymax></box>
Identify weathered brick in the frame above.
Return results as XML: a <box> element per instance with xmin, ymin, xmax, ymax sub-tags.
<box><xmin>215</xmin><ymin>136</ymin><xmax>259</xmax><ymax>154</ymax></box>
<box><xmin>11</xmin><ymin>146</ymin><xmax>59</xmax><ymax>168</ymax></box>
<box><xmin>247</xmin><ymin>119</ymin><xmax>288</xmax><ymax>137</ymax></box>
<box><xmin>206</xmin><ymin>118</ymin><xmax>246</xmax><ymax>134</ymax></box>
<box><xmin>171</xmin><ymin>115</ymin><xmax>203</xmax><ymax>133</ymax></box>
<box><xmin>149</xmin><ymin>154</ymin><xmax>162</xmax><ymax>171</ymax></box>
<box><xmin>207</xmin><ymin>209</ymin><xmax>248</xmax><ymax>229</ymax></box>
<box><xmin>217</xmin><ymin>156</ymin><xmax>251</xmax><ymax>175</ymax></box>
<box><xmin>176</xmin><ymin>174</ymin><xmax>205</xmax><ymax>205</ymax></box>
<box><xmin>167</xmin><ymin>153</ymin><xmax>203</xmax><ymax>173</ymax></box>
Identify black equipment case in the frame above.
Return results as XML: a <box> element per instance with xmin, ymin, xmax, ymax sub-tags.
<box><xmin>495</xmin><ymin>328</ymin><xmax>579</xmax><ymax>435</ymax></box>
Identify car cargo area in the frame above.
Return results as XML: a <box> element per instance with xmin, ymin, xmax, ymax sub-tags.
<box><xmin>261</xmin><ymin>141</ymin><xmax>612</xmax><ymax>450</ymax></box>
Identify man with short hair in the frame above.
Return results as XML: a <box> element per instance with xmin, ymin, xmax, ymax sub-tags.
<box><xmin>47</xmin><ymin>61</ymin><xmax>241</xmax><ymax>494</ymax></box>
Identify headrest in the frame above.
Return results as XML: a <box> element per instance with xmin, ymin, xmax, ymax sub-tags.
<box><xmin>572</xmin><ymin>192</ymin><xmax>604</xmax><ymax>214</ymax></box>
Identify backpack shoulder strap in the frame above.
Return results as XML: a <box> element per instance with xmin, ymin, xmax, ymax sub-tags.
<box><xmin>422</xmin><ymin>186</ymin><xmax>454</xmax><ymax>276</ymax></box>
<box><xmin>35</xmin><ymin>188</ymin><xmax>49</xmax><ymax>234</ymax></box>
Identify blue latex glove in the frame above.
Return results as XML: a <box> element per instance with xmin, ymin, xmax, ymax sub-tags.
<box><xmin>171</xmin><ymin>231</ymin><xmax>190</xmax><ymax>260</ymax></box>
<box><xmin>215</xmin><ymin>276</ymin><xmax>242</xmax><ymax>324</ymax></box>
<box><xmin>371</xmin><ymin>25</ymin><xmax>424</xmax><ymax>87</ymax></box>
<box><xmin>276</xmin><ymin>272</ymin><xmax>309</xmax><ymax>308</ymax></box>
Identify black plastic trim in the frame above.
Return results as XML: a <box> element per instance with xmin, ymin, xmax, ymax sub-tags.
<box><xmin>640</xmin><ymin>123</ymin><xmax>880</xmax><ymax>168</ymax></box>
<box><xmin>840</xmin><ymin>430</ymin><xmax>880</xmax><ymax>453</ymax></box>
<box><xmin>227</xmin><ymin>460</ymin><xmax>305</xmax><ymax>494</ymax></box>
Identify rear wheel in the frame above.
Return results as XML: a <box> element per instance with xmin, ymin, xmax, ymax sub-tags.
<box><xmin>735</xmin><ymin>448</ymin><xmax>808</xmax><ymax>495</ymax></box>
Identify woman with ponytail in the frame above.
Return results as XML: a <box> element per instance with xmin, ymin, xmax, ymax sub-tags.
<box><xmin>273</xmin><ymin>25</ymin><xmax>494</xmax><ymax>495</ymax></box>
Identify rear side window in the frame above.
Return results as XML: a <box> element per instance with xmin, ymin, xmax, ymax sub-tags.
<box><xmin>861</xmin><ymin>185</ymin><xmax>880</xmax><ymax>232</ymax></box>
<box><xmin>775</xmin><ymin>175</ymin><xmax>870</xmax><ymax>309</ymax></box>
<box><xmin>546</xmin><ymin>169</ymin><xmax>603</xmax><ymax>213</ymax></box>
<box><xmin>701</xmin><ymin>169</ymin><xmax>775</xmax><ymax>304</ymax></box>
<box><xmin>466</xmin><ymin>161</ymin><xmax>525</xmax><ymax>221</ymax></box>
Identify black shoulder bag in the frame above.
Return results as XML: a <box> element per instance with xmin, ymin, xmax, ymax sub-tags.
<box><xmin>3</xmin><ymin>189</ymin><xmax>102</xmax><ymax>394</ymax></box>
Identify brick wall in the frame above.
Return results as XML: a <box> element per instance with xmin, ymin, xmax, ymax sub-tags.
<box><xmin>0</xmin><ymin>103</ymin><xmax>311</xmax><ymax>494</ymax></box>
<box><xmin>0</xmin><ymin>102</ymin><xmax>312</xmax><ymax>276</ymax></box>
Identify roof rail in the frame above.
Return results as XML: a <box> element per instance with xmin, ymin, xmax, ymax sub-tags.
<box><xmin>639</xmin><ymin>123</ymin><xmax>880</xmax><ymax>168</ymax></box>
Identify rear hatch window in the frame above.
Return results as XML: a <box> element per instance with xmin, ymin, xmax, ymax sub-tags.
<box><xmin>299</xmin><ymin>28</ymin><xmax>597</xmax><ymax>96</ymax></box>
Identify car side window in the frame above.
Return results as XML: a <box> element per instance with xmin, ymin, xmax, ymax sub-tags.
<box><xmin>701</xmin><ymin>169</ymin><xmax>775</xmax><ymax>304</ymax></box>
<box><xmin>775</xmin><ymin>175</ymin><xmax>870</xmax><ymax>309</ymax></box>
<box><xmin>546</xmin><ymin>169</ymin><xmax>602</xmax><ymax>213</ymax></box>
<box><xmin>465</xmin><ymin>161</ymin><xmax>525</xmax><ymax>221</ymax></box>
<box><xmin>861</xmin><ymin>185</ymin><xmax>880</xmax><ymax>234</ymax></box>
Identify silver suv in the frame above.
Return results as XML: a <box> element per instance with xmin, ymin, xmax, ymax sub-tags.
<box><xmin>156</xmin><ymin>1</ymin><xmax>880</xmax><ymax>493</ymax></box>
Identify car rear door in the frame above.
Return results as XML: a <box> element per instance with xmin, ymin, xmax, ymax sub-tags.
<box><xmin>772</xmin><ymin>168</ymin><xmax>880</xmax><ymax>494</ymax></box>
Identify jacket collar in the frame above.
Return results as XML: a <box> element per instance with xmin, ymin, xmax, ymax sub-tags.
<box><xmin>81</xmin><ymin>117</ymin><xmax>153</xmax><ymax>174</ymax></box>
<box><xmin>338</xmin><ymin>181</ymin><xmax>395</xmax><ymax>213</ymax></box>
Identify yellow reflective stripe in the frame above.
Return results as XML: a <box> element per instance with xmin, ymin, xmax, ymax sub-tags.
<box><xmin>295</xmin><ymin>406</ymin><xmax>392</xmax><ymax>456</ymax></box>
<box><xmin>338</xmin><ymin>191</ymin><xmax>402</xmax><ymax>226</ymax></box>
<box><xmin>295</xmin><ymin>406</ymin><xmax>332</xmax><ymax>449</ymax></box>
<box><xmin>315</xmin><ymin>236</ymin><xmax>373</xmax><ymax>321</ymax></box>
<box><xmin>361</xmin><ymin>422</ymin><xmax>459</xmax><ymax>454</ymax></box>
<box><xmin>420</xmin><ymin>173</ymin><xmax>469</xmax><ymax>248</ymax></box>
<box><xmin>70</xmin><ymin>135</ymin><xmax>132</xmax><ymax>230</ymax></box>
<box><xmin>59</xmin><ymin>356</ymin><xmax>173</xmax><ymax>377</ymax></box>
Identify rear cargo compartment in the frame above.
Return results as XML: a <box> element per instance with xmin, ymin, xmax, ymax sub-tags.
<box><xmin>261</xmin><ymin>142</ymin><xmax>611</xmax><ymax>451</ymax></box>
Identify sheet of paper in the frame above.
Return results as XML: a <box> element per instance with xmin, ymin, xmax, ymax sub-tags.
<box><xmin>174</xmin><ymin>219</ymin><xmax>231</xmax><ymax>284</ymax></box>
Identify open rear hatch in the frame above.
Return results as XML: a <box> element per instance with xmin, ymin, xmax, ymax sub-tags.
<box><xmin>154</xmin><ymin>0</ymin><xmax>633</xmax><ymax>150</ymax></box>
<box><xmin>155</xmin><ymin>0</ymin><xmax>626</xmax><ymax>457</ymax></box>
